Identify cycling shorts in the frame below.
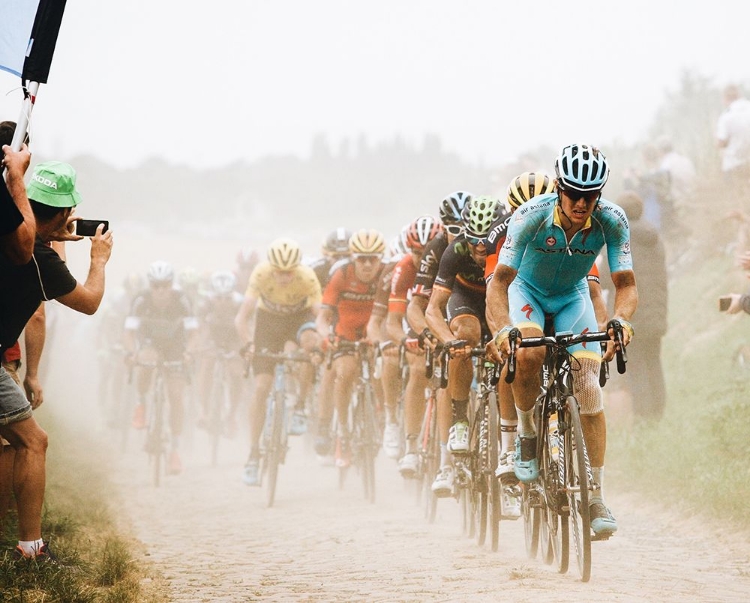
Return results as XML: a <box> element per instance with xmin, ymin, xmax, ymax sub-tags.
<box><xmin>253</xmin><ymin>308</ymin><xmax>314</xmax><ymax>375</ymax></box>
<box><xmin>508</xmin><ymin>278</ymin><xmax>601</xmax><ymax>359</ymax></box>
<box><xmin>446</xmin><ymin>287</ymin><xmax>490</xmax><ymax>339</ymax></box>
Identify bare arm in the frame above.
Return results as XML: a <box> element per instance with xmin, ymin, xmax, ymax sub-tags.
<box><xmin>316</xmin><ymin>306</ymin><xmax>335</xmax><ymax>340</ymax></box>
<box><xmin>0</xmin><ymin>144</ymin><xmax>34</xmax><ymax>264</ymax></box>
<box><xmin>406</xmin><ymin>295</ymin><xmax>429</xmax><ymax>335</ymax></box>
<box><xmin>588</xmin><ymin>279</ymin><xmax>609</xmax><ymax>330</ymax></box>
<box><xmin>425</xmin><ymin>287</ymin><xmax>456</xmax><ymax>344</ymax></box>
<box><xmin>234</xmin><ymin>295</ymin><xmax>257</xmax><ymax>346</ymax></box>
<box><xmin>485</xmin><ymin>263</ymin><xmax>517</xmax><ymax>334</ymax></box>
<box><xmin>56</xmin><ymin>225</ymin><xmax>114</xmax><ymax>315</ymax></box>
<box><xmin>386</xmin><ymin>310</ymin><xmax>406</xmax><ymax>344</ymax></box>
<box><xmin>23</xmin><ymin>304</ymin><xmax>46</xmax><ymax>409</ymax></box>
<box><xmin>611</xmin><ymin>269</ymin><xmax>638</xmax><ymax>345</ymax></box>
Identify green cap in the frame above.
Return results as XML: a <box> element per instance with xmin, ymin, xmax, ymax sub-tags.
<box><xmin>26</xmin><ymin>161</ymin><xmax>82</xmax><ymax>207</ymax></box>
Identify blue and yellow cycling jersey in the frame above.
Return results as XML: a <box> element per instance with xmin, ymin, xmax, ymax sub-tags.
<box><xmin>499</xmin><ymin>193</ymin><xmax>632</xmax><ymax>296</ymax></box>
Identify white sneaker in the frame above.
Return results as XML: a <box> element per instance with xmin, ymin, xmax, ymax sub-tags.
<box><xmin>398</xmin><ymin>452</ymin><xmax>419</xmax><ymax>478</ymax></box>
<box><xmin>447</xmin><ymin>420</ymin><xmax>469</xmax><ymax>453</ymax></box>
<box><xmin>431</xmin><ymin>465</ymin><xmax>454</xmax><ymax>498</ymax></box>
<box><xmin>383</xmin><ymin>422</ymin><xmax>401</xmax><ymax>459</ymax></box>
<box><xmin>495</xmin><ymin>450</ymin><xmax>519</xmax><ymax>483</ymax></box>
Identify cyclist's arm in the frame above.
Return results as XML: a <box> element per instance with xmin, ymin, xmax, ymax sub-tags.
<box><xmin>425</xmin><ymin>286</ymin><xmax>455</xmax><ymax>344</ymax></box>
<box><xmin>406</xmin><ymin>294</ymin><xmax>429</xmax><ymax>335</ymax></box>
<box><xmin>588</xmin><ymin>278</ymin><xmax>608</xmax><ymax>330</ymax></box>
<box><xmin>234</xmin><ymin>295</ymin><xmax>257</xmax><ymax>346</ymax></box>
<box><xmin>366</xmin><ymin>310</ymin><xmax>386</xmax><ymax>345</ymax></box>
<box><xmin>611</xmin><ymin>269</ymin><xmax>638</xmax><ymax>345</ymax></box>
<box><xmin>385</xmin><ymin>309</ymin><xmax>406</xmax><ymax>344</ymax></box>
<box><xmin>485</xmin><ymin>263</ymin><xmax>517</xmax><ymax>335</ymax></box>
<box><xmin>316</xmin><ymin>305</ymin><xmax>335</xmax><ymax>340</ymax></box>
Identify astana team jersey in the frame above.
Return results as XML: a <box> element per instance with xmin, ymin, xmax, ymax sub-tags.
<box><xmin>499</xmin><ymin>193</ymin><xmax>632</xmax><ymax>296</ymax></box>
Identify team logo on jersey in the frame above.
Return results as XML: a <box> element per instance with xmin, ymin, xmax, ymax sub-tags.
<box><xmin>522</xmin><ymin>303</ymin><xmax>533</xmax><ymax>320</ymax></box>
<box><xmin>623</xmin><ymin>241</ymin><xmax>631</xmax><ymax>254</ymax></box>
<box><xmin>545</xmin><ymin>236</ymin><xmax>556</xmax><ymax>246</ymax></box>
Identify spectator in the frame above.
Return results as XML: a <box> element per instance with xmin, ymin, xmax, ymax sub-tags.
<box><xmin>656</xmin><ymin>135</ymin><xmax>696</xmax><ymax>211</ymax></box>
<box><xmin>625</xmin><ymin>144</ymin><xmax>672</xmax><ymax>231</ymax></box>
<box><xmin>0</xmin><ymin>160</ymin><xmax>113</xmax><ymax>560</ymax></box>
<box><xmin>716</xmin><ymin>84</ymin><xmax>750</xmax><ymax>205</ymax></box>
<box><xmin>610</xmin><ymin>191</ymin><xmax>668</xmax><ymax>420</ymax></box>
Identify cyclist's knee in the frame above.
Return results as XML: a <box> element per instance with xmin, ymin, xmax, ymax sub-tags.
<box><xmin>574</xmin><ymin>357</ymin><xmax>603</xmax><ymax>415</ymax></box>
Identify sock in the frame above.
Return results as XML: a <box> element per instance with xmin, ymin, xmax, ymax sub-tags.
<box><xmin>500</xmin><ymin>419</ymin><xmax>518</xmax><ymax>452</ymax></box>
<box><xmin>18</xmin><ymin>539</ymin><xmax>44</xmax><ymax>557</ymax></box>
<box><xmin>405</xmin><ymin>434</ymin><xmax>418</xmax><ymax>454</ymax></box>
<box><xmin>451</xmin><ymin>398</ymin><xmax>469</xmax><ymax>423</ymax></box>
<box><xmin>517</xmin><ymin>407</ymin><xmax>535</xmax><ymax>437</ymax></box>
<box><xmin>591</xmin><ymin>466</ymin><xmax>604</xmax><ymax>503</ymax></box>
<box><xmin>440</xmin><ymin>442</ymin><xmax>451</xmax><ymax>467</ymax></box>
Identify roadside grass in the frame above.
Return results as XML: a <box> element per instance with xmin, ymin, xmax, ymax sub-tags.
<box><xmin>0</xmin><ymin>422</ymin><xmax>168</xmax><ymax>603</ymax></box>
<box><xmin>608</xmin><ymin>247</ymin><xmax>750</xmax><ymax>528</ymax></box>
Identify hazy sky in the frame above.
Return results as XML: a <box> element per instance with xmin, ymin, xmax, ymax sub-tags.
<box><xmin>0</xmin><ymin>0</ymin><xmax>746</xmax><ymax>169</ymax></box>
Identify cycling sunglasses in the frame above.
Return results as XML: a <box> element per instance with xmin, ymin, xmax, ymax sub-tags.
<box><xmin>464</xmin><ymin>232</ymin><xmax>486</xmax><ymax>246</ymax></box>
<box><xmin>444</xmin><ymin>224</ymin><xmax>464</xmax><ymax>237</ymax></box>
<box><xmin>353</xmin><ymin>254</ymin><xmax>382</xmax><ymax>264</ymax></box>
<box><xmin>560</xmin><ymin>187</ymin><xmax>601</xmax><ymax>204</ymax></box>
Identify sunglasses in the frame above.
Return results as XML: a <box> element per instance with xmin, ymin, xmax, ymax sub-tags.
<box><xmin>353</xmin><ymin>254</ymin><xmax>382</xmax><ymax>264</ymax></box>
<box><xmin>561</xmin><ymin>187</ymin><xmax>601</xmax><ymax>204</ymax></box>
<box><xmin>464</xmin><ymin>233</ymin><xmax>486</xmax><ymax>246</ymax></box>
<box><xmin>444</xmin><ymin>224</ymin><xmax>464</xmax><ymax>237</ymax></box>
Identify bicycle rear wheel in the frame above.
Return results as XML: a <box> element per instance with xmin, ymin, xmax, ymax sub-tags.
<box><xmin>359</xmin><ymin>387</ymin><xmax>378</xmax><ymax>503</ymax></box>
<box><xmin>208</xmin><ymin>363</ymin><xmax>226</xmax><ymax>467</ymax></box>
<box><xmin>147</xmin><ymin>380</ymin><xmax>167</xmax><ymax>488</ymax></box>
<box><xmin>472</xmin><ymin>405</ymin><xmax>488</xmax><ymax>547</ymax></box>
<box><xmin>522</xmin><ymin>484</ymin><xmax>541</xmax><ymax>559</ymax></box>
<box><xmin>565</xmin><ymin>395</ymin><xmax>592</xmax><ymax>582</ymax></box>
<box><xmin>420</xmin><ymin>396</ymin><xmax>439</xmax><ymax>523</ymax></box>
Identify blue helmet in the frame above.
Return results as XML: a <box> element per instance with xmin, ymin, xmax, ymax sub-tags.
<box><xmin>439</xmin><ymin>191</ymin><xmax>473</xmax><ymax>224</ymax></box>
<box><xmin>554</xmin><ymin>144</ymin><xmax>609</xmax><ymax>192</ymax></box>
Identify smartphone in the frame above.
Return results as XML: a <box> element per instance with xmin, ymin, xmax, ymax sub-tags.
<box><xmin>76</xmin><ymin>219</ymin><xmax>109</xmax><ymax>237</ymax></box>
<box><xmin>719</xmin><ymin>296</ymin><xmax>732</xmax><ymax>312</ymax></box>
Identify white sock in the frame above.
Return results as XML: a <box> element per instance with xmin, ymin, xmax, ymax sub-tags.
<box><xmin>18</xmin><ymin>539</ymin><xmax>44</xmax><ymax>556</ymax></box>
<box><xmin>440</xmin><ymin>442</ymin><xmax>451</xmax><ymax>467</ymax></box>
<box><xmin>517</xmin><ymin>407</ymin><xmax>535</xmax><ymax>437</ymax></box>
<box><xmin>591</xmin><ymin>466</ymin><xmax>604</xmax><ymax>503</ymax></box>
<box><xmin>500</xmin><ymin>418</ymin><xmax>518</xmax><ymax>452</ymax></box>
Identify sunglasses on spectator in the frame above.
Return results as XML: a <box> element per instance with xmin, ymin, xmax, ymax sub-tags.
<box><xmin>464</xmin><ymin>232</ymin><xmax>486</xmax><ymax>246</ymax></box>
<box><xmin>444</xmin><ymin>224</ymin><xmax>464</xmax><ymax>236</ymax></box>
<box><xmin>353</xmin><ymin>254</ymin><xmax>382</xmax><ymax>264</ymax></box>
<box><xmin>560</xmin><ymin>187</ymin><xmax>601</xmax><ymax>204</ymax></box>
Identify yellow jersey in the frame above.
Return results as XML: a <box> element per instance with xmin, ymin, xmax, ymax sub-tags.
<box><xmin>246</xmin><ymin>262</ymin><xmax>322</xmax><ymax>315</ymax></box>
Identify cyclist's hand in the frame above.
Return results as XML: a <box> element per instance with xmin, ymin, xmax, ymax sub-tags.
<box><xmin>322</xmin><ymin>335</ymin><xmax>339</xmax><ymax>352</ymax></box>
<box><xmin>403</xmin><ymin>337</ymin><xmax>421</xmax><ymax>353</ymax></box>
<box><xmin>608</xmin><ymin>318</ymin><xmax>633</xmax><ymax>349</ymax></box>
<box><xmin>445</xmin><ymin>339</ymin><xmax>470</xmax><ymax>358</ymax></box>
<box><xmin>309</xmin><ymin>348</ymin><xmax>325</xmax><ymax>366</ymax></box>
<box><xmin>379</xmin><ymin>341</ymin><xmax>399</xmax><ymax>358</ymax></box>
<box><xmin>600</xmin><ymin>338</ymin><xmax>616</xmax><ymax>362</ymax></box>
<box><xmin>240</xmin><ymin>342</ymin><xmax>254</xmax><ymax>359</ymax></box>
<box><xmin>485</xmin><ymin>338</ymin><xmax>504</xmax><ymax>364</ymax></box>
<box><xmin>418</xmin><ymin>327</ymin><xmax>437</xmax><ymax>351</ymax></box>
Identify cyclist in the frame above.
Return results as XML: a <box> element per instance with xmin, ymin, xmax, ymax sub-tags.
<box><xmin>176</xmin><ymin>266</ymin><xmax>203</xmax><ymax>311</ymax></box>
<box><xmin>487</xmin><ymin>144</ymin><xmax>637</xmax><ymax>536</ymax></box>
<box><xmin>235</xmin><ymin>246</ymin><xmax>260</xmax><ymax>295</ymax></box>
<box><xmin>382</xmin><ymin>216</ymin><xmax>442</xmax><ymax>476</ymax></box>
<box><xmin>406</xmin><ymin>191</ymin><xmax>472</xmax><ymax>496</ymax></box>
<box><xmin>309</xmin><ymin>227</ymin><xmax>352</xmax><ymax>289</ymax></box>
<box><xmin>235</xmin><ymin>238</ymin><xmax>322</xmax><ymax>486</ymax></box>
<box><xmin>125</xmin><ymin>260</ymin><xmax>199</xmax><ymax>475</ymax></box>
<box><xmin>315</xmin><ymin>229</ymin><xmax>386</xmax><ymax>468</ymax></box>
<box><xmin>426</xmin><ymin>196</ymin><xmax>507</xmax><ymax>462</ymax></box>
<box><xmin>195</xmin><ymin>271</ymin><xmax>246</xmax><ymax>436</ymax></box>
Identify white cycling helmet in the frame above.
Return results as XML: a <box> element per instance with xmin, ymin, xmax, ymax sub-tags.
<box><xmin>211</xmin><ymin>270</ymin><xmax>236</xmax><ymax>295</ymax></box>
<box><xmin>147</xmin><ymin>260</ymin><xmax>174</xmax><ymax>285</ymax></box>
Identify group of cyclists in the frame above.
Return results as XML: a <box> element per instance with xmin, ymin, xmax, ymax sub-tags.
<box><xmin>107</xmin><ymin>142</ymin><xmax>636</xmax><ymax>540</ymax></box>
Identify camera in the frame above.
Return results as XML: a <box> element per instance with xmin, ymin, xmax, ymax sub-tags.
<box><xmin>719</xmin><ymin>296</ymin><xmax>732</xmax><ymax>312</ymax></box>
<box><xmin>75</xmin><ymin>219</ymin><xmax>109</xmax><ymax>237</ymax></box>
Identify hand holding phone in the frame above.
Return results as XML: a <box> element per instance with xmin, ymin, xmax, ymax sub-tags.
<box><xmin>76</xmin><ymin>219</ymin><xmax>109</xmax><ymax>237</ymax></box>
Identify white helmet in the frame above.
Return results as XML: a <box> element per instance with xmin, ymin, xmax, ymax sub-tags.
<box><xmin>147</xmin><ymin>260</ymin><xmax>174</xmax><ymax>285</ymax></box>
<box><xmin>211</xmin><ymin>271</ymin><xmax>236</xmax><ymax>295</ymax></box>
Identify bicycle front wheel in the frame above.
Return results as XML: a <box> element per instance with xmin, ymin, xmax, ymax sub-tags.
<box><xmin>359</xmin><ymin>387</ymin><xmax>378</xmax><ymax>504</ymax></box>
<box><xmin>540</xmin><ymin>408</ymin><xmax>568</xmax><ymax>573</ymax></box>
<box><xmin>565</xmin><ymin>395</ymin><xmax>592</xmax><ymax>582</ymax></box>
<box><xmin>264</xmin><ymin>391</ymin><xmax>285</xmax><ymax>508</ymax></box>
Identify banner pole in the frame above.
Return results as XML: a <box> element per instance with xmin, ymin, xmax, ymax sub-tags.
<box><xmin>10</xmin><ymin>81</ymin><xmax>40</xmax><ymax>152</ymax></box>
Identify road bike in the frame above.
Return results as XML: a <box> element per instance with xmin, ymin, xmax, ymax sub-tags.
<box><xmin>506</xmin><ymin>321</ymin><xmax>626</xmax><ymax>581</ymax></box>
<box><xmin>330</xmin><ymin>340</ymin><xmax>380</xmax><ymax>503</ymax></box>
<box><xmin>206</xmin><ymin>348</ymin><xmax>238</xmax><ymax>467</ymax></box>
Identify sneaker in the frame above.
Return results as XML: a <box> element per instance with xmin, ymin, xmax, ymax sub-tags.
<box><xmin>288</xmin><ymin>410</ymin><xmax>308</xmax><ymax>436</ymax></box>
<box><xmin>495</xmin><ymin>450</ymin><xmax>519</xmax><ymax>484</ymax></box>
<box><xmin>335</xmin><ymin>438</ymin><xmax>351</xmax><ymax>469</ymax></box>
<box><xmin>513</xmin><ymin>435</ymin><xmax>539</xmax><ymax>483</ymax></box>
<box><xmin>14</xmin><ymin>542</ymin><xmax>58</xmax><ymax>564</ymax></box>
<box><xmin>589</xmin><ymin>501</ymin><xmax>618</xmax><ymax>536</ymax></box>
<box><xmin>167</xmin><ymin>451</ymin><xmax>182</xmax><ymax>475</ymax></box>
<box><xmin>131</xmin><ymin>402</ymin><xmax>146</xmax><ymax>430</ymax></box>
<box><xmin>242</xmin><ymin>460</ymin><xmax>260</xmax><ymax>486</ymax></box>
<box><xmin>314</xmin><ymin>433</ymin><xmax>332</xmax><ymax>456</ymax></box>
<box><xmin>398</xmin><ymin>452</ymin><xmax>419</xmax><ymax>478</ymax></box>
<box><xmin>431</xmin><ymin>465</ymin><xmax>454</xmax><ymax>498</ymax></box>
<box><xmin>382</xmin><ymin>422</ymin><xmax>401</xmax><ymax>459</ymax></box>
<box><xmin>447</xmin><ymin>420</ymin><xmax>469</xmax><ymax>453</ymax></box>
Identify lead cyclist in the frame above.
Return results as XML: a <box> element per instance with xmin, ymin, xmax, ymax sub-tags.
<box><xmin>486</xmin><ymin>143</ymin><xmax>638</xmax><ymax>537</ymax></box>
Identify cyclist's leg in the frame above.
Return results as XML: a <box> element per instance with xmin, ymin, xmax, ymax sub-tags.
<box><xmin>195</xmin><ymin>350</ymin><xmax>216</xmax><ymax>427</ymax></box>
<box><xmin>555</xmin><ymin>287</ymin><xmax>616</xmax><ymax>534</ymax></box>
<box><xmin>296</xmin><ymin>321</ymin><xmax>319</xmax><ymax>408</ymax></box>
<box><xmin>332</xmin><ymin>352</ymin><xmax>357</xmax><ymax>432</ymax></box>
<box><xmin>314</xmin><ymin>365</ymin><xmax>336</xmax><ymax>456</ymax></box>
<box><xmin>398</xmin><ymin>349</ymin><xmax>427</xmax><ymax>475</ymax></box>
<box><xmin>380</xmin><ymin>349</ymin><xmax>402</xmax><ymax>458</ymax></box>
<box><xmin>132</xmin><ymin>347</ymin><xmax>157</xmax><ymax>429</ymax></box>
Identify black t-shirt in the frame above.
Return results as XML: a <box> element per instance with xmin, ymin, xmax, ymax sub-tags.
<box><xmin>0</xmin><ymin>178</ymin><xmax>23</xmax><ymax>237</ymax></box>
<box><xmin>0</xmin><ymin>238</ymin><xmax>77</xmax><ymax>349</ymax></box>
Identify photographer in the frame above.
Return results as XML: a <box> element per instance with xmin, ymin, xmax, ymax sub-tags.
<box><xmin>0</xmin><ymin>161</ymin><xmax>113</xmax><ymax>560</ymax></box>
